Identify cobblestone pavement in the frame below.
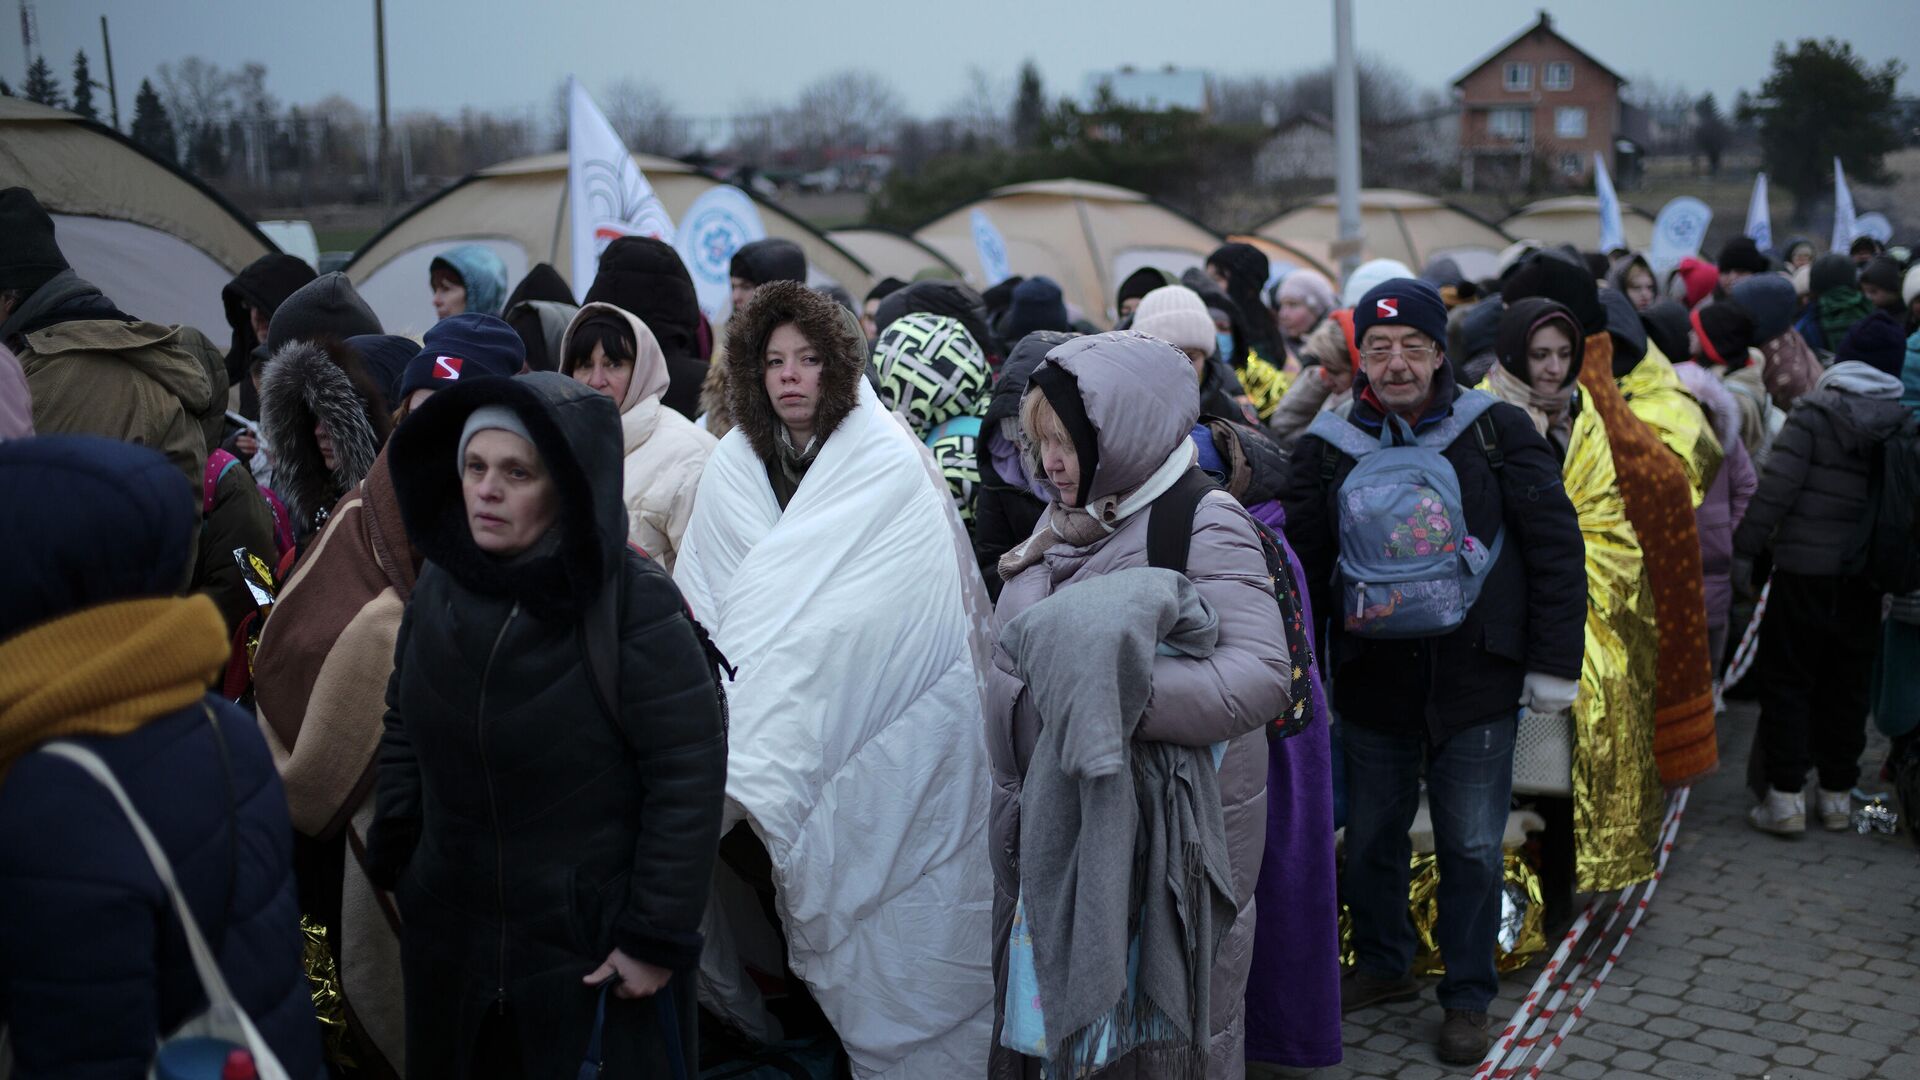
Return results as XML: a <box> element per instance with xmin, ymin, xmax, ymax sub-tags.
<box><xmin>1251</xmin><ymin>701</ymin><xmax>1920</xmax><ymax>1079</ymax></box>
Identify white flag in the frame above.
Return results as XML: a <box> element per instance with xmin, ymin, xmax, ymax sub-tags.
<box><xmin>1745</xmin><ymin>172</ymin><xmax>1772</xmax><ymax>254</ymax></box>
<box><xmin>970</xmin><ymin>209</ymin><xmax>1012</xmax><ymax>286</ymax></box>
<box><xmin>1647</xmin><ymin>196</ymin><xmax>1713</xmax><ymax>277</ymax></box>
<box><xmin>1854</xmin><ymin>212</ymin><xmax>1893</xmax><ymax>247</ymax></box>
<box><xmin>1593</xmin><ymin>153</ymin><xmax>1625</xmax><ymax>254</ymax></box>
<box><xmin>568</xmin><ymin>76</ymin><xmax>675</xmax><ymax>297</ymax></box>
<box><xmin>675</xmin><ymin>185</ymin><xmax>768</xmax><ymax>321</ymax></box>
<box><xmin>1831</xmin><ymin>157</ymin><xmax>1857</xmax><ymax>254</ymax></box>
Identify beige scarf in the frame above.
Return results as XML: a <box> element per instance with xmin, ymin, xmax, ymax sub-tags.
<box><xmin>997</xmin><ymin>441</ymin><xmax>1196</xmax><ymax>581</ymax></box>
<box><xmin>1486</xmin><ymin>361</ymin><xmax>1576</xmax><ymax>455</ymax></box>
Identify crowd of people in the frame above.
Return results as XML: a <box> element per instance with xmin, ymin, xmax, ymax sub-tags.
<box><xmin>4</xmin><ymin>169</ymin><xmax>1920</xmax><ymax>1079</ymax></box>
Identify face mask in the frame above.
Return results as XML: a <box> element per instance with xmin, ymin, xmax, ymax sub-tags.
<box><xmin>1216</xmin><ymin>332</ymin><xmax>1235</xmax><ymax>361</ymax></box>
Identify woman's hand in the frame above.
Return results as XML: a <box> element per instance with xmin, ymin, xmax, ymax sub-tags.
<box><xmin>584</xmin><ymin>948</ymin><xmax>671</xmax><ymax>999</ymax></box>
<box><xmin>234</xmin><ymin>432</ymin><xmax>259</xmax><ymax>457</ymax></box>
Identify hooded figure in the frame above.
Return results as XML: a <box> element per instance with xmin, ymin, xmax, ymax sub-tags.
<box><xmin>1731</xmin><ymin>272</ymin><xmax>1820</xmax><ymax>413</ymax></box>
<box><xmin>988</xmin><ymin>331</ymin><xmax>1289</xmax><ymax>1080</ymax></box>
<box><xmin>0</xmin><ymin>435</ymin><xmax>321</xmax><ymax>1079</ymax></box>
<box><xmin>259</xmin><ymin>337</ymin><xmax>393</xmax><ymax>539</ymax></box>
<box><xmin>872</xmin><ymin>311</ymin><xmax>992</xmax><ymax>525</ymax></box>
<box><xmin>1266</xmin><ymin>311</ymin><xmax>1358</xmax><ymax>449</ymax></box>
<box><xmin>265</xmin><ymin>271</ymin><xmax>384</xmax><ymax>357</ymax></box>
<box><xmin>585</xmin><ymin>236</ymin><xmax>709</xmax><ymax>419</ymax></box>
<box><xmin>1606</xmin><ymin>252</ymin><xmax>1659</xmax><ymax>312</ymax></box>
<box><xmin>874</xmin><ymin>278</ymin><xmax>998</xmax><ymax>365</ymax></box>
<box><xmin>1481</xmin><ymin>299</ymin><xmax>1665</xmax><ymax>900</ymax></box>
<box><xmin>975</xmin><ymin>330</ymin><xmax>1077</xmax><ymax>595</ymax></box>
<box><xmin>222</xmin><ymin>252</ymin><xmax>317</xmax><ymax>417</ymax></box>
<box><xmin>558</xmin><ymin>302</ymin><xmax>718</xmax><ymax>572</ymax></box>
<box><xmin>172</xmin><ymin>326</ymin><xmax>281</xmax><ymax>633</ymax></box>
<box><xmin>428</xmin><ymin>244</ymin><xmax>508</xmax><ymax>319</ymax></box>
<box><xmin>1000</xmin><ymin>276</ymin><xmax>1073</xmax><ymax>343</ymax></box>
<box><xmin>1116</xmin><ymin>266</ymin><xmax>1177</xmax><ymax>320</ymax></box>
<box><xmin>674</xmin><ymin>280</ymin><xmax>996</xmax><ymax>1078</ymax></box>
<box><xmin>502</xmin><ymin>262</ymin><xmax>580</xmax><ymax>374</ymax></box>
<box><xmin>1207</xmin><ymin>242</ymin><xmax>1283</xmax><ymax>367</ymax></box>
<box><xmin>1182</xmin><ymin>271</ymin><xmax>1286</xmax><ymax>422</ymax></box>
<box><xmin>729</xmin><ymin>237</ymin><xmax>808</xmax><ymax>290</ymax></box>
<box><xmin>1797</xmin><ymin>253</ymin><xmax>1874</xmax><ymax>353</ymax></box>
<box><xmin>366</xmin><ymin>373</ymin><xmax>727</xmax><ymax>1076</ymax></box>
<box><xmin>350</xmin><ymin>333</ymin><xmax>423</xmax><ymax>415</ymax></box>
<box><xmin>1276</xmin><ymin>268</ymin><xmax>1336</xmax><ymax>357</ymax></box>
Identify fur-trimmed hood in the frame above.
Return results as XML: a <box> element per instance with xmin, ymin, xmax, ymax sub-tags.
<box><xmin>259</xmin><ymin>338</ymin><xmax>391</xmax><ymax>535</ymax></box>
<box><xmin>723</xmin><ymin>279</ymin><xmax>867</xmax><ymax>464</ymax></box>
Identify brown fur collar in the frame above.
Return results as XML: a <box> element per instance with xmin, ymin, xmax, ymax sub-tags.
<box><xmin>723</xmin><ymin>280</ymin><xmax>867</xmax><ymax>463</ymax></box>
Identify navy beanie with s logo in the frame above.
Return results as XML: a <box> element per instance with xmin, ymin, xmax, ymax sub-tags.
<box><xmin>1352</xmin><ymin>278</ymin><xmax>1451</xmax><ymax>352</ymax></box>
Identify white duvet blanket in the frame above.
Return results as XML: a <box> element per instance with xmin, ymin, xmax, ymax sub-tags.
<box><xmin>675</xmin><ymin>382</ymin><xmax>994</xmax><ymax>1078</ymax></box>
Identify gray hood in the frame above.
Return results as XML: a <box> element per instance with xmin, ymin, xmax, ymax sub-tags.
<box><xmin>1040</xmin><ymin>331</ymin><xmax>1200</xmax><ymax>503</ymax></box>
<box><xmin>1811</xmin><ymin>361</ymin><xmax>1908</xmax><ymax>453</ymax></box>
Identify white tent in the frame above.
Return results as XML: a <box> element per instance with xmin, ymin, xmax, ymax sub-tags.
<box><xmin>344</xmin><ymin>153</ymin><xmax>872</xmax><ymax>335</ymax></box>
<box><xmin>1501</xmin><ymin>197</ymin><xmax>1657</xmax><ymax>254</ymax></box>
<box><xmin>0</xmin><ymin>97</ymin><xmax>276</xmax><ymax>341</ymax></box>
<box><xmin>913</xmin><ymin>179</ymin><xmax>1224</xmax><ymax>324</ymax></box>
<box><xmin>825</xmin><ymin>227</ymin><xmax>962</xmax><ymax>284</ymax></box>
<box><xmin>1257</xmin><ymin>189</ymin><xmax>1512</xmax><ymax>283</ymax></box>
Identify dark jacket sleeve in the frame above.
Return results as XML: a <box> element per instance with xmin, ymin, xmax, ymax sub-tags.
<box><xmin>612</xmin><ymin>556</ymin><xmax>728</xmax><ymax>971</ymax></box>
<box><xmin>365</xmin><ymin>603</ymin><xmax>420</xmax><ymax>890</ymax></box>
<box><xmin>196</xmin><ymin>469</ymin><xmax>279</xmax><ymax>633</ymax></box>
<box><xmin>1279</xmin><ymin>432</ymin><xmax>1339</xmax><ymax>626</ymax></box>
<box><xmin>1733</xmin><ymin>407</ymin><xmax>1816</xmax><ymax>560</ymax></box>
<box><xmin>1490</xmin><ymin>405</ymin><xmax>1586</xmax><ymax>680</ymax></box>
<box><xmin>973</xmin><ymin>487</ymin><xmax>1025</xmax><ymax>602</ymax></box>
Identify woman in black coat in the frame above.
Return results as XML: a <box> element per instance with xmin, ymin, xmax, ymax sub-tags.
<box><xmin>366</xmin><ymin>372</ymin><xmax>727</xmax><ymax>1079</ymax></box>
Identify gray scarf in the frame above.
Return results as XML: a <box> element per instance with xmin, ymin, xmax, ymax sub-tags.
<box><xmin>1002</xmin><ymin>567</ymin><xmax>1235</xmax><ymax>1078</ymax></box>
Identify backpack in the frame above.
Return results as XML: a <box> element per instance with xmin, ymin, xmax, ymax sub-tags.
<box><xmin>1304</xmin><ymin>390</ymin><xmax>1505</xmax><ymax>640</ymax></box>
<box><xmin>204</xmin><ymin>448</ymin><xmax>297</xmax><ymax>562</ymax></box>
<box><xmin>1146</xmin><ymin>468</ymin><xmax>1313</xmax><ymax>740</ymax></box>
<box><xmin>1849</xmin><ymin>415</ymin><xmax>1920</xmax><ymax>593</ymax></box>
<box><xmin>580</xmin><ymin>543</ymin><xmax>734</xmax><ymax>733</ymax></box>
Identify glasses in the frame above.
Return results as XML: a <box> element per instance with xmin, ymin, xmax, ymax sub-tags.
<box><xmin>1360</xmin><ymin>342</ymin><xmax>1437</xmax><ymax>362</ymax></box>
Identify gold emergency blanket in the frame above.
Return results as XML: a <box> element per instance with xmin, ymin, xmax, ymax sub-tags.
<box><xmin>1339</xmin><ymin>852</ymin><xmax>1545</xmax><ymax>975</ymax></box>
<box><xmin>1560</xmin><ymin>404</ymin><xmax>1664</xmax><ymax>891</ymax></box>
<box><xmin>1617</xmin><ymin>351</ymin><xmax>1724</xmax><ymax>507</ymax></box>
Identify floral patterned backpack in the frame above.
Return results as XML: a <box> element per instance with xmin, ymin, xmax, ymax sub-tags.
<box><xmin>1305</xmin><ymin>390</ymin><xmax>1506</xmax><ymax>639</ymax></box>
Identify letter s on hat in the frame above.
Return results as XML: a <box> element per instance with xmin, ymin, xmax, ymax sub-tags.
<box><xmin>435</xmin><ymin>356</ymin><xmax>464</xmax><ymax>380</ymax></box>
<box><xmin>1376</xmin><ymin>298</ymin><xmax>1399</xmax><ymax>318</ymax></box>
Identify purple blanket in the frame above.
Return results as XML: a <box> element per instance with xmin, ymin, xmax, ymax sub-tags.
<box><xmin>1243</xmin><ymin>500</ymin><xmax>1344</xmax><ymax>1068</ymax></box>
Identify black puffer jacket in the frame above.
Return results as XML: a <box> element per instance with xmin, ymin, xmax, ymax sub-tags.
<box><xmin>973</xmin><ymin>331</ymin><xmax>1075</xmax><ymax>596</ymax></box>
<box><xmin>371</xmin><ymin>373</ymin><xmax>726</xmax><ymax>1079</ymax></box>
<box><xmin>1280</xmin><ymin>362</ymin><xmax>1587</xmax><ymax>741</ymax></box>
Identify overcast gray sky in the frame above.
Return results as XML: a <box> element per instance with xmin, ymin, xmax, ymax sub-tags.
<box><xmin>12</xmin><ymin>0</ymin><xmax>1917</xmax><ymax>125</ymax></box>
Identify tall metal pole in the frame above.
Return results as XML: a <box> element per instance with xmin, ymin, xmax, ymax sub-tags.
<box><xmin>374</xmin><ymin>0</ymin><xmax>391</xmax><ymax>206</ymax></box>
<box><xmin>99</xmin><ymin>16</ymin><xmax>119</xmax><ymax>131</ymax></box>
<box><xmin>1332</xmin><ymin>0</ymin><xmax>1364</xmax><ymax>283</ymax></box>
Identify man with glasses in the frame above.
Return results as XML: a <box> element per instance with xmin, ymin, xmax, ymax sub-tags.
<box><xmin>1281</xmin><ymin>278</ymin><xmax>1586</xmax><ymax>1064</ymax></box>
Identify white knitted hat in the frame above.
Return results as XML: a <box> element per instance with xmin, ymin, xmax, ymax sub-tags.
<box><xmin>1131</xmin><ymin>285</ymin><xmax>1217</xmax><ymax>357</ymax></box>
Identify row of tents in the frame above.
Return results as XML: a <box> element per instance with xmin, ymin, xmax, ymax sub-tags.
<box><xmin>3</xmin><ymin>96</ymin><xmax>1661</xmax><ymax>342</ymax></box>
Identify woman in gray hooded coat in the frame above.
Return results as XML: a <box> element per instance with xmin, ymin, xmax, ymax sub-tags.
<box><xmin>986</xmin><ymin>331</ymin><xmax>1291</xmax><ymax>1079</ymax></box>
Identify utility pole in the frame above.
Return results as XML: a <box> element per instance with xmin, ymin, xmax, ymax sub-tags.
<box><xmin>374</xmin><ymin>0</ymin><xmax>392</xmax><ymax>206</ymax></box>
<box><xmin>99</xmin><ymin>15</ymin><xmax>120</xmax><ymax>130</ymax></box>
<box><xmin>1332</xmin><ymin>0</ymin><xmax>1365</xmax><ymax>282</ymax></box>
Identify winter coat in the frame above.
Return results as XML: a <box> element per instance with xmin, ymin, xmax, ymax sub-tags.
<box><xmin>1673</xmin><ymin>357</ymin><xmax>1758</xmax><ymax>630</ymax></box>
<box><xmin>0</xmin><ymin>434</ymin><xmax>319</xmax><ymax>1080</ymax></box>
<box><xmin>583</xmin><ymin>237</ymin><xmax>709</xmax><ymax>419</ymax></box>
<box><xmin>259</xmin><ymin>338</ymin><xmax>392</xmax><ymax>540</ymax></box>
<box><xmin>172</xmin><ymin>325</ymin><xmax>279</xmax><ymax>633</ymax></box>
<box><xmin>370</xmin><ymin>373</ymin><xmax>727</xmax><ymax>1079</ymax></box>
<box><xmin>988</xmin><ymin>332</ymin><xmax>1290</xmax><ymax>1080</ymax></box>
<box><xmin>221</xmin><ymin>253</ymin><xmax>316</xmax><ymax>417</ymax></box>
<box><xmin>1280</xmin><ymin>359</ymin><xmax>1588</xmax><ymax>742</ymax></box>
<box><xmin>1734</xmin><ymin>361</ymin><xmax>1912</xmax><ymax>576</ymax></box>
<box><xmin>975</xmin><ymin>331</ymin><xmax>1073</xmax><ymax>597</ymax></box>
<box><xmin>558</xmin><ymin>303</ymin><xmax>717</xmax><ymax>572</ymax></box>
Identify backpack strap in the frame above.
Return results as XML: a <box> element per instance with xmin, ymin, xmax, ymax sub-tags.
<box><xmin>580</xmin><ymin>567</ymin><xmax>625</xmax><ymax>726</ymax></box>
<box><xmin>202</xmin><ymin>449</ymin><xmax>240</xmax><ymax>515</ymax></box>
<box><xmin>1146</xmin><ymin>469</ymin><xmax>1222</xmax><ymax>575</ymax></box>
<box><xmin>1306</xmin><ymin>410</ymin><xmax>1382</xmax><ymax>463</ymax></box>
<box><xmin>1473</xmin><ymin>413</ymin><xmax>1504</xmax><ymax>471</ymax></box>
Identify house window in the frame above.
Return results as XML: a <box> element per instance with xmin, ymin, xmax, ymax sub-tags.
<box><xmin>1560</xmin><ymin>153</ymin><xmax>1582</xmax><ymax>177</ymax></box>
<box><xmin>1555</xmin><ymin>106</ymin><xmax>1588</xmax><ymax>138</ymax></box>
<box><xmin>1504</xmin><ymin>62</ymin><xmax>1532</xmax><ymax>91</ymax></box>
<box><xmin>1488</xmin><ymin>107</ymin><xmax>1532</xmax><ymax>141</ymax></box>
<box><xmin>1544</xmin><ymin>62</ymin><xmax>1574</xmax><ymax>91</ymax></box>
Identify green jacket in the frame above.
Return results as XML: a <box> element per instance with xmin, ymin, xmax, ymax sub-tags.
<box><xmin>18</xmin><ymin>319</ymin><xmax>212</xmax><ymax>490</ymax></box>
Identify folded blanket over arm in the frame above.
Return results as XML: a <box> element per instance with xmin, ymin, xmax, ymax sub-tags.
<box><xmin>1002</xmin><ymin>566</ymin><xmax>1238</xmax><ymax>1079</ymax></box>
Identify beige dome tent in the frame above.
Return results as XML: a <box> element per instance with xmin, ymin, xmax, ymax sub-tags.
<box><xmin>826</xmin><ymin>227</ymin><xmax>961</xmax><ymax>285</ymax></box>
<box><xmin>913</xmin><ymin>179</ymin><xmax>1223</xmax><ymax>324</ymax></box>
<box><xmin>344</xmin><ymin>152</ymin><xmax>872</xmax><ymax>334</ymax></box>
<box><xmin>0</xmin><ymin>97</ymin><xmax>275</xmax><ymax>341</ymax></box>
<box><xmin>1256</xmin><ymin>189</ymin><xmax>1512</xmax><ymax>283</ymax></box>
<box><xmin>1501</xmin><ymin>197</ymin><xmax>1656</xmax><ymax>254</ymax></box>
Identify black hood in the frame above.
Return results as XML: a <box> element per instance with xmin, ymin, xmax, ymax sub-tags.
<box><xmin>1181</xmin><ymin>269</ymin><xmax>1252</xmax><ymax>367</ymax></box>
<box><xmin>1208</xmin><ymin>242</ymin><xmax>1282</xmax><ymax>361</ymax></box>
<box><xmin>266</xmin><ymin>272</ymin><xmax>381</xmax><ymax>356</ymax></box>
<box><xmin>222</xmin><ymin>253</ymin><xmax>317</xmax><ymax>387</ymax></box>
<box><xmin>729</xmin><ymin>237</ymin><xmax>807</xmax><ymax>287</ymax></box>
<box><xmin>1495</xmin><ymin>298</ymin><xmax>1584</xmax><ymax>387</ymax></box>
<box><xmin>584</xmin><ymin>237</ymin><xmax>700</xmax><ymax>360</ymax></box>
<box><xmin>1641</xmin><ymin>299</ymin><xmax>1692</xmax><ymax>367</ymax></box>
<box><xmin>388</xmin><ymin>372</ymin><xmax>623</xmax><ymax>620</ymax></box>
<box><xmin>1599</xmin><ymin>287</ymin><xmax>1648</xmax><ymax>375</ymax></box>
<box><xmin>874</xmin><ymin>280</ymin><xmax>996</xmax><ymax>361</ymax></box>
<box><xmin>978</xmin><ymin>330</ymin><xmax>1078</xmax><ymax>486</ymax></box>
<box><xmin>1116</xmin><ymin>266</ymin><xmax>1177</xmax><ymax>311</ymax></box>
<box><xmin>1503</xmin><ymin>253</ymin><xmax>1605</xmax><ymax>338</ymax></box>
<box><xmin>504</xmin><ymin>262</ymin><xmax>576</xmax><ymax>310</ymax></box>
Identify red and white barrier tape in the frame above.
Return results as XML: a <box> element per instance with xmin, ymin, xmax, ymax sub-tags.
<box><xmin>1475</xmin><ymin>786</ymin><xmax>1691</xmax><ymax>1079</ymax></box>
<box><xmin>1718</xmin><ymin>578</ymin><xmax>1771</xmax><ymax>693</ymax></box>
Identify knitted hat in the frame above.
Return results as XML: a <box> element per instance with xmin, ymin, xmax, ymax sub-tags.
<box><xmin>1860</xmin><ymin>255</ymin><xmax>1904</xmax><ymax>296</ymax></box>
<box><xmin>865</xmin><ymin>276</ymin><xmax>907</xmax><ymax>304</ymax></box>
<box><xmin>0</xmin><ymin>187</ymin><xmax>69</xmax><ymax>293</ymax></box>
<box><xmin>1116</xmin><ymin>266</ymin><xmax>1176</xmax><ymax>310</ymax></box>
<box><xmin>1716</xmin><ymin>236</ymin><xmax>1771</xmax><ymax>274</ymax></box>
<box><xmin>1352</xmin><ymin>279</ymin><xmax>1449</xmax><ymax>351</ymax></box>
<box><xmin>1640</xmin><ymin>299</ymin><xmax>1693</xmax><ymax>368</ymax></box>
<box><xmin>1278</xmin><ymin>268</ymin><xmax>1336</xmax><ymax>317</ymax></box>
<box><xmin>1670</xmin><ymin>257</ymin><xmax>1720</xmax><ymax>308</ymax></box>
<box><xmin>1836</xmin><ymin>311</ymin><xmax>1907</xmax><ymax>377</ymax></box>
<box><xmin>401</xmin><ymin>313</ymin><xmax>527</xmax><ymax>400</ymax></box>
<box><xmin>266</xmin><ymin>272</ymin><xmax>383</xmax><ymax>354</ymax></box>
<box><xmin>871</xmin><ymin>312</ymin><xmax>989</xmax><ymax>435</ymax></box>
<box><xmin>1132</xmin><ymin>285</ymin><xmax>1219</xmax><ymax>357</ymax></box>
<box><xmin>1809</xmin><ymin>252</ymin><xmax>1857</xmax><ymax>298</ymax></box>
<box><xmin>1729</xmin><ymin>274</ymin><xmax>1800</xmax><ymax>343</ymax></box>
<box><xmin>456</xmin><ymin>404</ymin><xmax>535</xmax><ymax>470</ymax></box>
<box><xmin>729</xmin><ymin>238</ymin><xmax>807</xmax><ymax>286</ymax></box>
<box><xmin>1341</xmin><ymin>258</ymin><xmax>1416</xmax><ymax>308</ymax></box>
<box><xmin>1690</xmin><ymin>303</ymin><xmax>1756</xmax><ymax>368</ymax></box>
<box><xmin>1503</xmin><ymin>253</ymin><xmax>1607</xmax><ymax>336</ymax></box>
<box><xmin>1002</xmin><ymin>276</ymin><xmax>1072</xmax><ymax>341</ymax></box>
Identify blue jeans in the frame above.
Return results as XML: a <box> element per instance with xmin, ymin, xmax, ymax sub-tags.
<box><xmin>1343</xmin><ymin>717</ymin><xmax>1515</xmax><ymax>1012</ymax></box>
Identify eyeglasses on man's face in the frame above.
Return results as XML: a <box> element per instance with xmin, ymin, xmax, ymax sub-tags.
<box><xmin>1359</xmin><ymin>342</ymin><xmax>1437</xmax><ymax>362</ymax></box>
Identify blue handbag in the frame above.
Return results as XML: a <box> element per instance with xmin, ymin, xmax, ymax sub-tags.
<box><xmin>578</xmin><ymin>977</ymin><xmax>690</xmax><ymax>1080</ymax></box>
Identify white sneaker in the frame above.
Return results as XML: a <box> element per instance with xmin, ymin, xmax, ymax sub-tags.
<box><xmin>1817</xmin><ymin>789</ymin><xmax>1852</xmax><ymax>831</ymax></box>
<box><xmin>1748</xmin><ymin>788</ymin><xmax>1806</xmax><ymax>836</ymax></box>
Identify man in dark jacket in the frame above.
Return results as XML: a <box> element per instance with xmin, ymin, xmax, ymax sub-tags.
<box><xmin>1736</xmin><ymin>316</ymin><xmax>1911</xmax><ymax>836</ymax></box>
<box><xmin>586</xmin><ymin>236</ymin><xmax>709</xmax><ymax>419</ymax></box>
<box><xmin>0</xmin><ymin>435</ymin><xmax>320</xmax><ymax>1078</ymax></box>
<box><xmin>221</xmin><ymin>252</ymin><xmax>317</xmax><ymax>418</ymax></box>
<box><xmin>1280</xmin><ymin>278</ymin><xmax>1586</xmax><ymax>1065</ymax></box>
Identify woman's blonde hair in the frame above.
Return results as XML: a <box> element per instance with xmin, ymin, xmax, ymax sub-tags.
<box><xmin>1019</xmin><ymin>387</ymin><xmax>1069</xmax><ymax>450</ymax></box>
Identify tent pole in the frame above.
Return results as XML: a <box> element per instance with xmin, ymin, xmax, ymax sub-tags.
<box><xmin>1073</xmin><ymin>197</ymin><xmax>1108</xmax><ymax>323</ymax></box>
<box><xmin>550</xmin><ymin>184</ymin><xmax>569</xmax><ymax>270</ymax></box>
<box><xmin>99</xmin><ymin>16</ymin><xmax>120</xmax><ymax>131</ymax></box>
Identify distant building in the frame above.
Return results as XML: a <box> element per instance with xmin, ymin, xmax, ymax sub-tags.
<box><xmin>1084</xmin><ymin>65</ymin><xmax>1210</xmax><ymax>116</ymax></box>
<box><xmin>1254</xmin><ymin>107</ymin><xmax>1459</xmax><ymax>187</ymax></box>
<box><xmin>1453</xmin><ymin>10</ymin><xmax>1625</xmax><ymax>191</ymax></box>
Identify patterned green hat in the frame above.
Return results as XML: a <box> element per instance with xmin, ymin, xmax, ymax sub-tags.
<box><xmin>872</xmin><ymin>313</ymin><xmax>989</xmax><ymax>437</ymax></box>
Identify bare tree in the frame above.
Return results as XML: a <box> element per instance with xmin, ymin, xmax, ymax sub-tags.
<box><xmin>157</xmin><ymin>56</ymin><xmax>234</xmax><ymax>136</ymax></box>
<box><xmin>947</xmin><ymin>66</ymin><xmax>1009</xmax><ymax>147</ymax></box>
<box><xmin>791</xmin><ymin>69</ymin><xmax>904</xmax><ymax>160</ymax></box>
<box><xmin>602</xmin><ymin>78</ymin><xmax>690</xmax><ymax>157</ymax></box>
<box><xmin>1287</xmin><ymin>56</ymin><xmax>1419</xmax><ymax>124</ymax></box>
<box><xmin>1211</xmin><ymin>75</ymin><xmax>1289</xmax><ymax>127</ymax></box>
